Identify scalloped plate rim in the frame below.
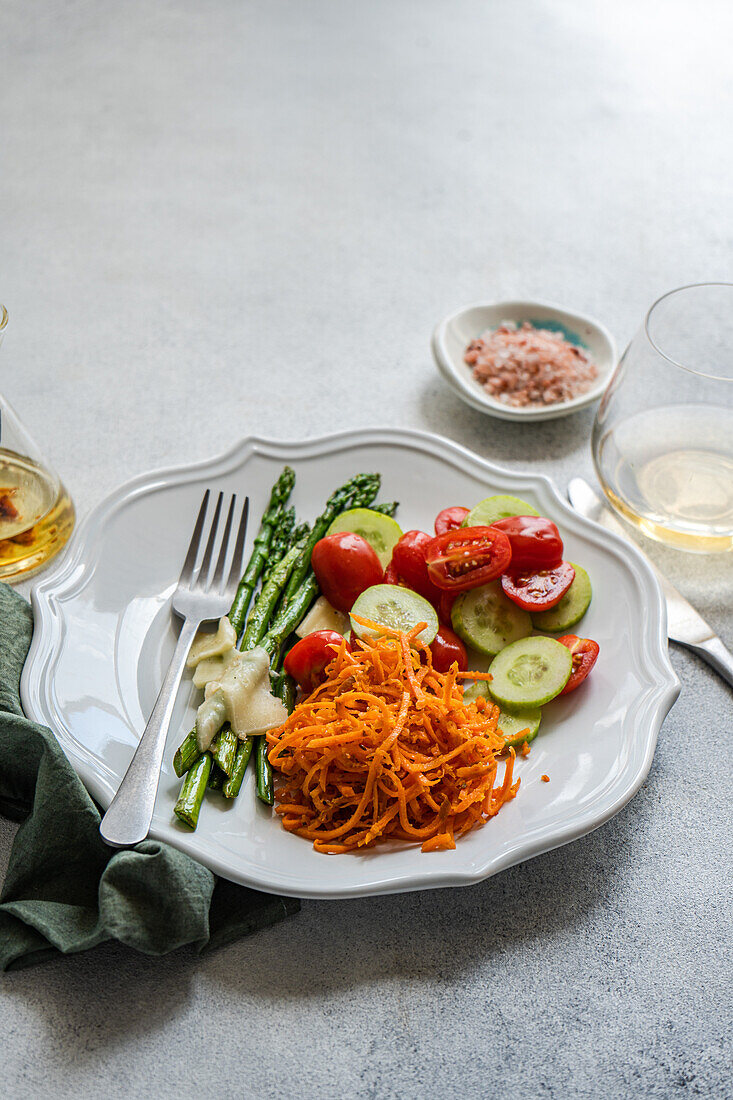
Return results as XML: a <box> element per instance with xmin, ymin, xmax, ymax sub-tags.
<box><xmin>21</xmin><ymin>427</ymin><xmax>680</xmax><ymax>898</ymax></box>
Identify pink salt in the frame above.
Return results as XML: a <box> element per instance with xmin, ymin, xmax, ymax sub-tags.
<box><xmin>464</xmin><ymin>321</ymin><xmax>598</xmax><ymax>408</ymax></box>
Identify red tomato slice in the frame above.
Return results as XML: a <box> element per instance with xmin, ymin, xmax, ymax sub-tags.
<box><xmin>490</xmin><ymin>515</ymin><xmax>563</xmax><ymax>571</ymax></box>
<box><xmin>311</xmin><ymin>532</ymin><xmax>384</xmax><ymax>612</ymax></box>
<box><xmin>425</xmin><ymin>526</ymin><xmax>512</xmax><ymax>591</ymax></box>
<box><xmin>429</xmin><ymin>626</ymin><xmax>468</xmax><ymax>673</ymax></box>
<box><xmin>390</xmin><ymin>530</ymin><xmax>443</xmax><ymax>605</ymax></box>
<box><xmin>434</xmin><ymin>506</ymin><xmax>470</xmax><ymax>536</ymax></box>
<box><xmin>557</xmin><ymin>634</ymin><xmax>600</xmax><ymax>694</ymax></box>
<box><xmin>501</xmin><ymin>562</ymin><xmax>575</xmax><ymax>611</ymax></box>
<box><xmin>284</xmin><ymin>630</ymin><xmax>349</xmax><ymax>692</ymax></box>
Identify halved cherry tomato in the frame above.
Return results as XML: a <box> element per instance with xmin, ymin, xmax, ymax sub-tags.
<box><xmin>490</xmin><ymin>515</ymin><xmax>563</xmax><ymax>571</ymax></box>
<box><xmin>425</xmin><ymin>526</ymin><xmax>512</xmax><ymax>591</ymax></box>
<box><xmin>311</xmin><ymin>532</ymin><xmax>384</xmax><ymax>612</ymax></box>
<box><xmin>284</xmin><ymin>630</ymin><xmax>349</xmax><ymax>692</ymax></box>
<box><xmin>557</xmin><ymin>634</ymin><xmax>600</xmax><ymax>694</ymax></box>
<box><xmin>429</xmin><ymin>625</ymin><xmax>468</xmax><ymax>673</ymax></box>
<box><xmin>501</xmin><ymin>561</ymin><xmax>575</xmax><ymax>611</ymax></box>
<box><xmin>390</xmin><ymin>531</ymin><xmax>442</xmax><ymax>604</ymax></box>
<box><xmin>434</xmin><ymin>506</ymin><xmax>470</xmax><ymax>536</ymax></box>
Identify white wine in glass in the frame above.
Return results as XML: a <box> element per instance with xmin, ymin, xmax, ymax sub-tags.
<box><xmin>593</xmin><ymin>284</ymin><xmax>733</xmax><ymax>553</ymax></box>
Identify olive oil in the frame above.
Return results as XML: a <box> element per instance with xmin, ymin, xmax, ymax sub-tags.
<box><xmin>0</xmin><ymin>449</ymin><xmax>75</xmax><ymax>580</ymax></box>
<box><xmin>0</xmin><ymin>307</ymin><xmax>76</xmax><ymax>578</ymax></box>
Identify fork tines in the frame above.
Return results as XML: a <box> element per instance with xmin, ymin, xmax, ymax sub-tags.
<box><xmin>181</xmin><ymin>490</ymin><xmax>249</xmax><ymax>597</ymax></box>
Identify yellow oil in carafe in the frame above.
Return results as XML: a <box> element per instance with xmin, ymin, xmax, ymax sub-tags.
<box><xmin>0</xmin><ymin>449</ymin><xmax>75</xmax><ymax>580</ymax></box>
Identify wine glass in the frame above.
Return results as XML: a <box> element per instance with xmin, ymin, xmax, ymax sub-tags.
<box><xmin>0</xmin><ymin>306</ymin><xmax>76</xmax><ymax>580</ymax></box>
<box><xmin>592</xmin><ymin>284</ymin><xmax>733</xmax><ymax>553</ymax></box>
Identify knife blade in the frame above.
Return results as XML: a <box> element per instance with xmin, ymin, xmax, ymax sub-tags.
<box><xmin>567</xmin><ymin>477</ymin><xmax>733</xmax><ymax>689</ymax></box>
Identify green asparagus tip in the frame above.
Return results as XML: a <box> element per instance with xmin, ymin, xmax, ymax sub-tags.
<box><xmin>272</xmin><ymin>466</ymin><xmax>296</xmax><ymax>506</ymax></box>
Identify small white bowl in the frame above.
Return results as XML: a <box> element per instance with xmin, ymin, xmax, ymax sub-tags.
<box><xmin>432</xmin><ymin>299</ymin><xmax>617</xmax><ymax>422</ymax></box>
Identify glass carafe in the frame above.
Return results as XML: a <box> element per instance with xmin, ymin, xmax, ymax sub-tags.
<box><xmin>0</xmin><ymin>306</ymin><xmax>75</xmax><ymax>580</ymax></box>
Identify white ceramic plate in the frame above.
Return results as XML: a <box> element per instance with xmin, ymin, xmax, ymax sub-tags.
<box><xmin>432</xmin><ymin>299</ymin><xmax>617</xmax><ymax>421</ymax></box>
<box><xmin>22</xmin><ymin>429</ymin><xmax>679</xmax><ymax>899</ymax></box>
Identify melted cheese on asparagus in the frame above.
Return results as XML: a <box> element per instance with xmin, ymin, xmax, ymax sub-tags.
<box><xmin>187</xmin><ymin>616</ymin><xmax>237</xmax><ymax>664</ymax></box>
<box><xmin>295</xmin><ymin>595</ymin><xmax>350</xmax><ymax>638</ymax></box>
<box><xmin>188</xmin><ymin>619</ymin><xmax>286</xmax><ymax>751</ymax></box>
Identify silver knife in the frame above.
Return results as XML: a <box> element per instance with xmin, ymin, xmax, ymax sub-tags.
<box><xmin>568</xmin><ymin>477</ymin><xmax>733</xmax><ymax>689</ymax></box>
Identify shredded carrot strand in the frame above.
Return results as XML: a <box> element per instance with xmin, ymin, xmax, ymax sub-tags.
<box><xmin>266</xmin><ymin>627</ymin><xmax>519</xmax><ymax>854</ymax></box>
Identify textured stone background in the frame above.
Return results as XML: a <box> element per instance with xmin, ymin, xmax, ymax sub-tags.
<box><xmin>1</xmin><ymin>1</ymin><xmax>731</xmax><ymax>1096</ymax></box>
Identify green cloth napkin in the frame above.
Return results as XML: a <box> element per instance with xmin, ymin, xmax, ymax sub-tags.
<box><xmin>0</xmin><ymin>582</ymin><xmax>299</xmax><ymax>972</ymax></box>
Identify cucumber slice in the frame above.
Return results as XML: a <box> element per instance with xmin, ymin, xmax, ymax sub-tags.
<box><xmin>462</xmin><ymin>683</ymin><xmax>540</xmax><ymax>747</ymax></box>
<box><xmin>531</xmin><ymin>563</ymin><xmax>592</xmax><ymax>632</ymax></box>
<box><xmin>461</xmin><ymin>679</ymin><xmax>491</xmax><ymax>705</ymax></box>
<box><xmin>463</xmin><ymin>495</ymin><xmax>539</xmax><ymax>527</ymax></box>
<box><xmin>488</xmin><ymin>636</ymin><xmax>572</xmax><ymax>709</ymax></box>
<box><xmin>451</xmin><ymin>580</ymin><xmax>532</xmax><ymax>656</ymax></box>
<box><xmin>326</xmin><ymin>508</ymin><xmax>403</xmax><ymax>568</ymax></box>
<box><xmin>497</xmin><ymin>706</ymin><xmax>542</xmax><ymax>748</ymax></box>
<box><xmin>350</xmin><ymin>584</ymin><xmax>439</xmax><ymax>646</ymax></box>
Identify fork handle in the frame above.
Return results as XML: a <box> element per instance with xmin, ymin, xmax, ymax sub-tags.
<box><xmin>100</xmin><ymin>616</ymin><xmax>200</xmax><ymax>848</ymax></box>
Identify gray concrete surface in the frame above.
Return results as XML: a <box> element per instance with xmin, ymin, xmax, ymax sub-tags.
<box><xmin>2</xmin><ymin>1</ymin><xmax>732</xmax><ymax>1096</ymax></box>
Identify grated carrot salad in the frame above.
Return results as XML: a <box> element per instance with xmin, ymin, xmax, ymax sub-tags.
<box><xmin>266</xmin><ymin>617</ymin><xmax>519</xmax><ymax>854</ymax></box>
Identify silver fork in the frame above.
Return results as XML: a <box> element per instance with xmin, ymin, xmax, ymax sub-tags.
<box><xmin>100</xmin><ymin>489</ymin><xmax>249</xmax><ymax>848</ymax></box>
